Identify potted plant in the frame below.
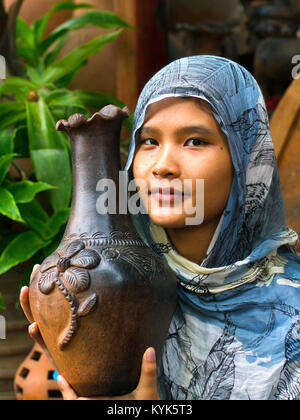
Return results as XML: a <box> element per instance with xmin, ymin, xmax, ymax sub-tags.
<box><xmin>0</xmin><ymin>0</ymin><xmax>132</xmax><ymax>303</ymax></box>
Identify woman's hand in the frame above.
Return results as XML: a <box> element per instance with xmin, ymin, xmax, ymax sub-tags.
<box><xmin>20</xmin><ymin>264</ymin><xmax>48</xmax><ymax>352</ymax></box>
<box><xmin>57</xmin><ymin>347</ymin><xmax>160</xmax><ymax>400</ymax></box>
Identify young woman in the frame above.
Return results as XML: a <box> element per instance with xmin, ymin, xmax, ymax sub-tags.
<box><xmin>21</xmin><ymin>55</ymin><xmax>300</xmax><ymax>400</ymax></box>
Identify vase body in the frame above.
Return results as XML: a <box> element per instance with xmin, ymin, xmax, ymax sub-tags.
<box><xmin>29</xmin><ymin>105</ymin><xmax>177</xmax><ymax>397</ymax></box>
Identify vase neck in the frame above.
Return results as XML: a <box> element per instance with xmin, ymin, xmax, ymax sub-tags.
<box><xmin>57</xmin><ymin>109</ymin><xmax>134</xmax><ymax>237</ymax></box>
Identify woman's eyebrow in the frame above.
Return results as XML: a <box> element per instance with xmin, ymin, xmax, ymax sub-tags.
<box><xmin>140</xmin><ymin>125</ymin><xmax>214</xmax><ymax>136</ymax></box>
<box><xmin>139</xmin><ymin>126</ymin><xmax>160</xmax><ymax>135</ymax></box>
<box><xmin>176</xmin><ymin>126</ymin><xmax>214</xmax><ymax>136</ymax></box>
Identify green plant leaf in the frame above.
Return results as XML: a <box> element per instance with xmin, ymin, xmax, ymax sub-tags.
<box><xmin>33</xmin><ymin>1</ymin><xmax>93</xmax><ymax>45</ymax></box>
<box><xmin>25</xmin><ymin>66</ymin><xmax>45</xmax><ymax>86</ymax></box>
<box><xmin>26</xmin><ymin>99</ymin><xmax>72</xmax><ymax>211</ymax></box>
<box><xmin>18</xmin><ymin>201</ymin><xmax>69</xmax><ymax>241</ymax></box>
<box><xmin>73</xmin><ymin>89</ymin><xmax>126</xmax><ymax>109</ymax></box>
<box><xmin>39</xmin><ymin>11</ymin><xmax>128</xmax><ymax>55</ymax></box>
<box><xmin>12</xmin><ymin>126</ymin><xmax>30</xmax><ymax>158</ymax></box>
<box><xmin>52</xmin><ymin>1</ymin><xmax>93</xmax><ymax>12</ymax></box>
<box><xmin>32</xmin><ymin>13</ymin><xmax>54</xmax><ymax>46</ymax></box>
<box><xmin>0</xmin><ymin>232</ymin><xmax>17</xmax><ymax>256</ymax></box>
<box><xmin>0</xmin><ymin>231</ymin><xmax>51</xmax><ymax>275</ymax></box>
<box><xmin>0</xmin><ymin>129</ymin><xmax>18</xmax><ymax>183</ymax></box>
<box><xmin>55</xmin><ymin>65</ymin><xmax>86</xmax><ymax>89</ymax></box>
<box><xmin>0</xmin><ymin>153</ymin><xmax>19</xmax><ymax>184</ymax></box>
<box><xmin>3</xmin><ymin>77</ymin><xmax>38</xmax><ymax>99</ymax></box>
<box><xmin>52</xmin><ymin>9</ymin><xmax>130</xmax><ymax>33</ymax></box>
<box><xmin>0</xmin><ymin>102</ymin><xmax>26</xmax><ymax>130</ymax></box>
<box><xmin>45</xmin><ymin>88</ymin><xmax>86</xmax><ymax>110</ymax></box>
<box><xmin>0</xmin><ymin>187</ymin><xmax>24</xmax><ymax>222</ymax></box>
<box><xmin>44</xmin><ymin>32</ymin><xmax>69</xmax><ymax>68</ymax></box>
<box><xmin>0</xmin><ymin>113</ymin><xmax>26</xmax><ymax>130</ymax></box>
<box><xmin>0</xmin><ymin>292</ymin><xmax>5</xmax><ymax>310</ymax></box>
<box><xmin>47</xmin><ymin>208</ymin><xmax>70</xmax><ymax>238</ymax></box>
<box><xmin>7</xmin><ymin>181</ymin><xmax>55</xmax><ymax>203</ymax></box>
<box><xmin>41</xmin><ymin>30</ymin><xmax>122</xmax><ymax>85</ymax></box>
<box><xmin>42</xmin><ymin>224</ymin><xmax>65</xmax><ymax>257</ymax></box>
<box><xmin>31</xmin><ymin>149</ymin><xmax>72</xmax><ymax>211</ymax></box>
<box><xmin>26</xmin><ymin>99</ymin><xmax>65</xmax><ymax>149</ymax></box>
<box><xmin>0</xmin><ymin>112</ymin><xmax>26</xmax><ymax>131</ymax></box>
<box><xmin>16</xmin><ymin>17</ymin><xmax>37</xmax><ymax>66</ymax></box>
<box><xmin>18</xmin><ymin>199</ymin><xmax>50</xmax><ymax>238</ymax></box>
<box><xmin>16</xmin><ymin>17</ymin><xmax>35</xmax><ymax>49</ymax></box>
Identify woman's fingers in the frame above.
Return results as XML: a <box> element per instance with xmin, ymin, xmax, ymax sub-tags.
<box><xmin>20</xmin><ymin>286</ymin><xmax>34</xmax><ymax>324</ymax></box>
<box><xmin>20</xmin><ymin>264</ymin><xmax>40</xmax><ymax>324</ymax></box>
<box><xmin>28</xmin><ymin>322</ymin><xmax>47</xmax><ymax>351</ymax></box>
<box><xmin>134</xmin><ymin>347</ymin><xmax>159</xmax><ymax>400</ymax></box>
<box><xmin>57</xmin><ymin>376</ymin><xmax>79</xmax><ymax>400</ymax></box>
<box><xmin>30</xmin><ymin>264</ymin><xmax>40</xmax><ymax>282</ymax></box>
<box><xmin>55</xmin><ymin>348</ymin><xmax>159</xmax><ymax>400</ymax></box>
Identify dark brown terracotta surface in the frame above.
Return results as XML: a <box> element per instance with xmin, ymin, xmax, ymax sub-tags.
<box><xmin>29</xmin><ymin>105</ymin><xmax>177</xmax><ymax>397</ymax></box>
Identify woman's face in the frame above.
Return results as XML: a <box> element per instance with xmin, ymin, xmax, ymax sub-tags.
<box><xmin>132</xmin><ymin>97</ymin><xmax>234</xmax><ymax>228</ymax></box>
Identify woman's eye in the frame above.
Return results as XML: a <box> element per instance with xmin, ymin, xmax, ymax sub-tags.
<box><xmin>186</xmin><ymin>138</ymin><xmax>207</xmax><ymax>147</ymax></box>
<box><xmin>141</xmin><ymin>138</ymin><xmax>158</xmax><ymax>146</ymax></box>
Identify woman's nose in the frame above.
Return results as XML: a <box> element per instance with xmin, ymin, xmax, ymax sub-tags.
<box><xmin>152</xmin><ymin>148</ymin><xmax>180</xmax><ymax>178</ymax></box>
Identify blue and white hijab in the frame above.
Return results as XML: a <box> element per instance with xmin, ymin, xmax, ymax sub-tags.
<box><xmin>124</xmin><ymin>56</ymin><xmax>300</xmax><ymax>400</ymax></box>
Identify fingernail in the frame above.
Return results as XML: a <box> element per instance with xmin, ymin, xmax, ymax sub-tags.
<box><xmin>57</xmin><ymin>375</ymin><xmax>63</xmax><ymax>388</ymax></box>
<box><xmin>29</xmin><ymin>322</ymin><xmax>36</xmax><ymax>333</ymax></box>
<box><xmin>33</xmin><ymin>264</ymin><xmax>40</xmax><ymax>271</ymax></box>
<box><xmin>20</xmin><ymin>286</ymin><xmax>27</xmax><ymax>294</ymax></box>
<box><xmin>146</xmin><ymin>347</ymin><xmax>156</xmax><ymax>362</ymax></box>
<box><xmin>57</xmin><ymin>375</ymin><xmax>66</xmax><ymax>389</ymax></box>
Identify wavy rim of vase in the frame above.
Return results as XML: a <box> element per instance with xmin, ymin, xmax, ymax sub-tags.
<box><xmin>56</xmin><ymin>105</ymin><xmax>130</xmax><ymax>131</ymax></box>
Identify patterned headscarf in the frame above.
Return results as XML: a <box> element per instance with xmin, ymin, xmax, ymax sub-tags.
<box><xmin>125</xmin><ymin>56</ymin><xmax>300</xmax><ymax>400</ymax></box>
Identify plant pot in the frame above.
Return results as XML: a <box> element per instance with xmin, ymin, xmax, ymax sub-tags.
<box><xmin>29</xmin><ymin>105</ymin><xmax>178</xmax><ymax>397</ymax></box>
<box><xmin>14</xmin><ymin>343</ymin><xmax>62</xmax><ymax>400</ymax></box>
<box><xmin>0</xmin><ymin>266</ymin><xmax>32</xmax><ymax>401</ymax></box>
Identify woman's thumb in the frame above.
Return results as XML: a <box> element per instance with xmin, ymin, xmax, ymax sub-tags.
<box><xmin>136</xmin><ymin>347</ymin><xmax>159</xmax><ymax>400</ymax></box>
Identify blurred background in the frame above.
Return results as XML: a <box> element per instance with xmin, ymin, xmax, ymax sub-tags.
<box><xmin>4</xmin><ymin>0</ymin><xmax>300</xmax><ymax>108</ymax></box>
<box><xmin>0</xmin><ymin>0</ymin><xmax>299</xmax><ymax>400</ymax></box>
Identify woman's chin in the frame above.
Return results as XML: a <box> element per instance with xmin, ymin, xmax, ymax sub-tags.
<box><xmin>149</xmin><ymin>212</ymin><xmax>188</xmax><ymax>229</ymax></box>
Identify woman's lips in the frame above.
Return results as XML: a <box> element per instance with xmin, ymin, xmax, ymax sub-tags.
<box><xmin>151</xmin><ymin>192</ymin><xmax>180</xmax><ymax>203</ymax></box>
<box><xmin>149</xmin><ymin>188</ymin><xmax>190</xmax><ymax>203</ymax></box>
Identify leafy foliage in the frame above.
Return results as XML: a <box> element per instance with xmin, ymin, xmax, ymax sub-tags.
<box><xmin>0</xmin><ymin>1</ymin><xmax>132</xmax><ymax>306</ymax></box>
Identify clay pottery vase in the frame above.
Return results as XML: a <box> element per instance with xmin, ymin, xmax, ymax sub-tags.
<box><xmin>29</xmin><ymin>105</ymin><xmax>178</xmax><ymax>397</ymax></box>
<box><xmin>14</xmin><ymin>343</ymin><xmax>62</xmax><ymax>400</ymax></box>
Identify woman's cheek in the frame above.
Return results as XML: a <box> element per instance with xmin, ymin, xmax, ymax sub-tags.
<box><xmin>202</xmin><ymin>158</ymin><xmax>233</xmax><ymax>219</ymax></box>
<box><xmin>133</xmin><ymin>157</ymin><xmax>150</xmax><ymax>203</ymax></box>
